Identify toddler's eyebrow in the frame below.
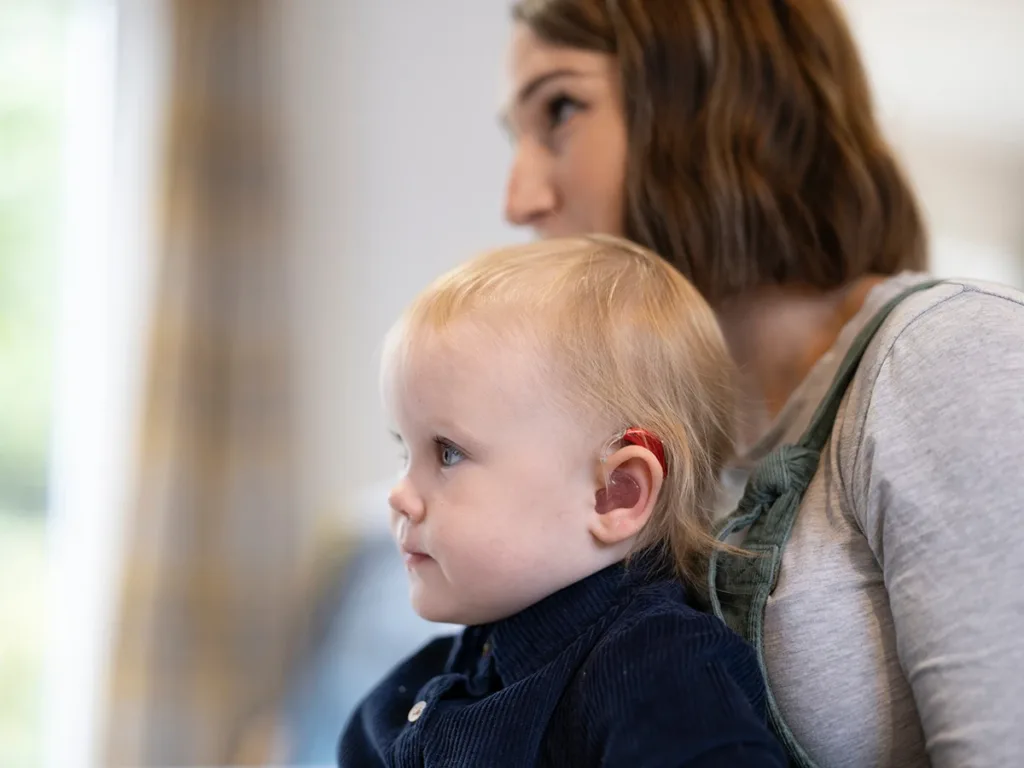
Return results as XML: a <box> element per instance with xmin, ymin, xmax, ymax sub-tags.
<box><xmin>390</xmin><ymin>431</ymin><xmax>404</xmax><ymax>444</ymax></box>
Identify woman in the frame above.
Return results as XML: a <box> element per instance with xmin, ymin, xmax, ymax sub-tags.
<box><xmin>500</xmin><ymin>1</ymin><xmax>1024</xmax><ymax>767</ymax></box>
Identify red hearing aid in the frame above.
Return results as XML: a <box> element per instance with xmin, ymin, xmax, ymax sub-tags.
<box><xmin>621</xmin><ymin>428</ymin><xmax>668</xmax><ymax>475</ymax></box>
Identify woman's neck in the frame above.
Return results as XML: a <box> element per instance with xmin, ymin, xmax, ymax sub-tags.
<box><xmin>716</xmin><ymin>276</ymin><xmax>885</xmax><ymax>451</ymax></box>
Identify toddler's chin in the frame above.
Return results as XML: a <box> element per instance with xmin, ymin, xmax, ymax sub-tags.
<box><xmin>409</xmin><ymin>587</ymin><xmax>461</xmax><ymax>625</ymax></box>
<box><xmin>410</xmin><ymin>590</ymin><xmax>512</xmax><ymax>627</ymax></box>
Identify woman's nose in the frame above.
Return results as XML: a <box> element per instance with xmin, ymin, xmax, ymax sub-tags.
<box><xmin>504</xmin><ymin>142</ymin><xmax>557</xmax><ymax>227</ymax></box>
<box><xmin>388</xmin><ymin>474</ymin><xmax>425</xmax><ymax>523</ymax></box>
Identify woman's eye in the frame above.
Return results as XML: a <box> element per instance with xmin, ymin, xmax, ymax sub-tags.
<box><xmin>436</xmin><ymin>439</ymin><xmax>465</xmax><ymax>467</ymax></box>
<box><xmin>546</xmin><ymin>94</ymin><xmax>582</xmax><ymax>129</ymax></box>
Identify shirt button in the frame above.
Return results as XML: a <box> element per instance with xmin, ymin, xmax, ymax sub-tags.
<box><xmin>407</xmin><ymin>701</ymin><xmax>427</xmax><ymax>722</ymax></box>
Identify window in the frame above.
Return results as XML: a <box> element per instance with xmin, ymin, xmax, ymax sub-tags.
<box><xmin>0</xmin><ymin>1</ymin><xmax>68</xmax><ymax>765</ymax></box>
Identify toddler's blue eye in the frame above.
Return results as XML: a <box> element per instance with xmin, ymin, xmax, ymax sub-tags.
<box><xmin>435</xmin><ymin>439</ymin><xmax>465</xmax><ymax>467</ymax></box>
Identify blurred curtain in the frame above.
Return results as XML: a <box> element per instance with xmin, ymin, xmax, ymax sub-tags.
<box><xmin>103</xmin><ymin>1</ymin><xmax>308</xmax><ymax>764</ymax></box>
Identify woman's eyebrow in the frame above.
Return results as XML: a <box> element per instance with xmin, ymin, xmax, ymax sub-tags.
<box><xmin>516</xmin><ymin>67</ymin><xmax>584</xmax><ymax>106</ymax></box>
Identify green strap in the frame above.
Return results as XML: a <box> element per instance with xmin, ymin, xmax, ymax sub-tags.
<box><xmin>706</xmin><ymin>279</ymin><xmax>942</xmax><ymax>767</ymax></box>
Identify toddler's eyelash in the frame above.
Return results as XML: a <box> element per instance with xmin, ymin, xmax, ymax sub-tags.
<box><xmin>433</xmin><ymin>436</ymin><xmax>467</xmax><ymax>467</ymax></box>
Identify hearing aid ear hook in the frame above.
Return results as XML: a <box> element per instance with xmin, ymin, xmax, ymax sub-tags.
<box><xmin>621</xmin><ymin>428</ymin><xmax>667</xmax><ymax>475</ymax></box>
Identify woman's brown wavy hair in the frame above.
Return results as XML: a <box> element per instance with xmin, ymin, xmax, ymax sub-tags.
<box><xmin>511</xmin><ymin>0</ymin><xmax>927</xmax><ymax>304</ymax></box>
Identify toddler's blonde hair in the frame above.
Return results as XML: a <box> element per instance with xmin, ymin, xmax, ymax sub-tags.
<box><xmin>385</xmin><ymin>235</ymin><xmax>737</xmax><ymax>590</ymax></box>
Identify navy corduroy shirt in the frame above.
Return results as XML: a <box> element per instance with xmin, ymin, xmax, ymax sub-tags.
<box><xmin>338</xmin><ymin>560</ymin><xmax>786</xmax><ymax>767</ymax></box>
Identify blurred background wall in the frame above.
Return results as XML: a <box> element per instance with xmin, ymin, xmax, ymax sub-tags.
<box><xmin>0</xmin><ymin>1</ymin><xmax>1020</xmax><ymax>766</ymax></box>
<box><xmin>278</xmin><ymin>0</ymin><xmax>522</xmax><ymax>543</ymax></box>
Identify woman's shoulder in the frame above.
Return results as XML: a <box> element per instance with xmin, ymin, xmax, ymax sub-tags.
<box><xmin>841</xmin><ymin>275</ymin><xmax>1024</xmax><ymax>436</ymax></box>
<box><xmin>834</xmin><ymin>273</ymin><xmax>1024</xmax><ymax>529</ymax></box>
<box><xmin>864</xmin><ymin>274</ymin><xmax>1024</xmax><ymax>359</ymax></box>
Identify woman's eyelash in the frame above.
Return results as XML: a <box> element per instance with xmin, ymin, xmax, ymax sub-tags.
<box><xmin>545</xmin><ymin>93</ymin><xmax>583</xmax><ymax>128</ymax></box>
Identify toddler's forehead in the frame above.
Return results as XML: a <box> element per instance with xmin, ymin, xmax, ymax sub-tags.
<box><xmin>387</xmin><ymin>319</ymin><xmax>586</xmax><ymax>427</ymax></box>
<box><xmin>402</xmin><ymin>322</ymin><xmax>546</xmax><ymax>394</ymax></box>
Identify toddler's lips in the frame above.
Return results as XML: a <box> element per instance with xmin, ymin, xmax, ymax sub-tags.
<box><xmin>400</xmin><ymin>545</ymin><xmax>432</xmax><ymax>568</ymax></box>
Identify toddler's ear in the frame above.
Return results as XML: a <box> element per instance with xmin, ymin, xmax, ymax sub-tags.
<box><xmin>589</xmin><ymin>447</ymin><xmax>662</xmax><ymax>546</ymax></box>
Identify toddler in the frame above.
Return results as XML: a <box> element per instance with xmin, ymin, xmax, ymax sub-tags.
<box><xmin>338</xmin><ymin>235</ymin><xmax>785</xmax><ymax>767</ymax></box>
